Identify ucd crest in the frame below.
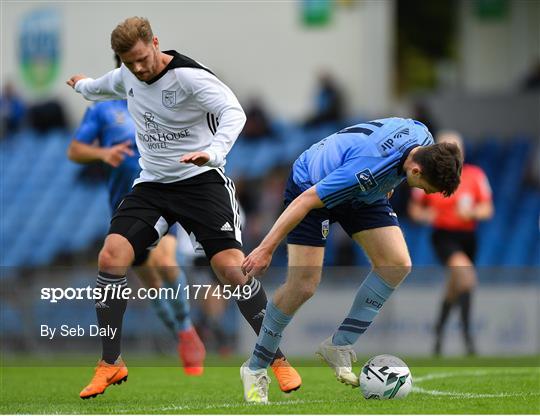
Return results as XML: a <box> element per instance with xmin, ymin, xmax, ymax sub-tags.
<box><xmin>162</xmin><ymin>90</ymin><xmax>176</xmax><ymax>108</ymax></box>
<box><xmin>321</xmin><ymin>219</ymin><xmax>330</xmax><ymax>239</ymax></box>
<box><xmin>18</xmin><ymin>8</ymin><xmax>61</xmax><ymax>92</ymax></box>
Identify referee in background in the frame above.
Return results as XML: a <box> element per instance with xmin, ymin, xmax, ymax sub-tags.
<box><xmin>409</xmin><ymin>131</ymin><xmax>494</xmax><ymax>356</ymax></box>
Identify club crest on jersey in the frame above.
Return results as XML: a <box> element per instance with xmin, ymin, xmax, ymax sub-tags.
<box><xmin>355</xmin><ymin>169</ymin><xmax>378</xmax><ymax>192</ymax></box>
<box><xmin>162</xmin><ymin>90</ymin><xmax>176</xmax><ymax>108</ymax></box>
<box><xmin>321</xmin><ymin>219</ymin><xmax>330</xmax><ymax>239</ymax></box>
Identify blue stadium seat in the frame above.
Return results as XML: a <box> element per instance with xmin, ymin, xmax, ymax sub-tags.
<box><xmin>2</xmin><ymin>128</ymin><xmax>538</xmax><ymax>270</ymax></box>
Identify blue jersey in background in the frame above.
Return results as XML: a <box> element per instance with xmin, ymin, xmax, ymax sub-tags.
<box><xmin>74</xmin><ymin>100</ymin><xmax>140</xmax><ymax>211</ymax></box>
<box><xmin>293</xmin><ymin>117</ymin><xmax>434</xmax><ymax>208</ymax></box>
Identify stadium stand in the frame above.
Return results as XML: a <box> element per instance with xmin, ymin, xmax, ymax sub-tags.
<box><xmin>1</xmin><ymin>129</ymin><xmax>109</xmax><ymax>268</ymax></box>
<box><xmin>1</xmin><ymin>123</ymin><xmax>538</xmax><ymax>269</ymax></box>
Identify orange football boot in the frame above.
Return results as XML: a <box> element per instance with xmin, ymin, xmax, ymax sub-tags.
<box><xmin>271</xmin><ymin>357</ymin><xmax>302</xmax><ymax>393</ymax></box>
<box><xmin>178</xmin><ymin>327</ymin><xmax>206</xmax><ymax>376</ymax></box>
<box><xmin>79</xmin><ymin>358</ymin><xmax>128</xmax><ymax>399</ymax></box>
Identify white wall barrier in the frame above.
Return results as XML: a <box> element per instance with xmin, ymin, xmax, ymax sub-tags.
<box><xmin>239</xmin><ymin>284</ymin><xmax>540</xmax><ymax>356</ymax></box>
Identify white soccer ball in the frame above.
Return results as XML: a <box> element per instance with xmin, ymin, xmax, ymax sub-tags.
<box><xmin>359</xmin><ymin>354</ymin><xmax>412</xmax><ymax>400</ymax></box>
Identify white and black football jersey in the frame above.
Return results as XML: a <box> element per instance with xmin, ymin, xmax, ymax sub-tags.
<box><xmin>75</xmin><ymin>50</ymin><xmax>246</xmax><ymax>184</ymax></box>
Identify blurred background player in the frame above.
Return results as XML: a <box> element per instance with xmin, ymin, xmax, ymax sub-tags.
<box><xmin>303</xmin><ymin>71</ymin><xmax>345</xmax><ymax>129</ymax></box>
<box><xmin>67</xmin><ymin>55</ymin><xmax>205</xmax><ymax>375</ymax></box>
<box><xmin>176</xmin><ymin>222</ymin><xmax>243</xmax><ymax>355</ymax></box>
<box><xmin>409</xmin><ymin>130</ymin><xmax>494</xmax><ymax>355</ymax></box>
<box><xmin>0</xmin><ymin>81</ymin><xmax>27</xmax><ymax>139</ymax></box>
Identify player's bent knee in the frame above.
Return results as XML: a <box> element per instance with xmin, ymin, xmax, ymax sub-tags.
<box><xmin>455</xmin><ymin>272</ymin><xmax>477</xmax><ymax>293</ymax></box>
<box><xmin>295</xmin><ymin>283</ymin><xmax>318</xmax><ymax>302</ymax></box>
<box><xmin>210</xmin><ymin>247</ymin><xmax>246</xmax><ymax>286</ymax></box>
<box><xmin>373</xmin><ymin>256</ymin><xmax>412</xmax><ymax>283</ymax></box>
<box><xmin>374</xmin><ymin>256</ymin><xmax>411</xmax><ymax>269</ymax></box>
<box><xmin>98</xmin><ymin>234</ymin><xmax>135</xmax><ymax>271</ymax></box>
<box><xmin>215</xmin><ymin>266</ymin><xmax>246</xmax><ymax>287</ymax></box>
<box><xmin>98</xmin><ymin>249</ymin><xmax>133</xmax><ymax>271</ymax></box>
<box><xmin>285</xmin><ymin>272</ymin><xmax>320</xmax><ymax>302</ymax></box>
<box><xmin>447</xmin><ymin>251</ymin><xmax>474</xmax><ymax>267</ymax></box>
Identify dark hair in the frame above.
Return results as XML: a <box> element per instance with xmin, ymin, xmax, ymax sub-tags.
<box><xmin>111</xmin><ymin>17</ymin><xmax>153</xmax><ymax>54</ymax></box>
<box><xmin>412</xmin><ymin>142</ymin><xmax>463</xmax><ymax>196</ymax></box>
<box><xmin>114</xmin><ymin>54</ymin><xmax>121</xmax><ymax>69</ymax></box>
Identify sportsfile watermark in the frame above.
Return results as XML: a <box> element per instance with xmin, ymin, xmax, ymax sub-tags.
<box><xmin>40</xmin><ymin>283</ymin><xmax>252</xmax><ymax>303</ymax></box>
<box><xmin>1</xmin><ymin>266</ymin><xmax>538</xmax><ymax>368</ymax></box>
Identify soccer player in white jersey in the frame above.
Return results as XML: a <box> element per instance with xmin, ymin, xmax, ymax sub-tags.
<box><xmin>67</xmin><ymin>16</ymin><xmax>301</xmax><ymax>399</ymax></box>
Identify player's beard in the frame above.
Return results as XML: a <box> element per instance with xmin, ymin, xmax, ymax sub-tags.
<box><xmin>134</xmin><ymin>50</ymin><xmax>160</xmax><ymax>81</ymax></box>
<box><xmin>135</xmin><ymin>71</ymin><xmax>151</xmax><ymax>81</ymax></box>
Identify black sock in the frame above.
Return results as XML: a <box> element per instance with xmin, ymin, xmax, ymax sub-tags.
<box><xmin>435</xmin><ymin>299</ymin><xmax>454</xmax><ymax>334</ymax></box>
<box><xmin>96</xmin><ymin>272</ymin><xmax>128</xmax><ymax>364</ymax></box>
<box><xmin>236</xmin><ymin>278</ymin><xmax>285</xmax><ymax>362</ymax></box>
<box><xmin>434</xmin><ymin>299</ymin><xmax>454</xmax><ymax>355</ymax></box>
<box><xmin>458</xmin><ymin>291</ymin><xmax>472</xmax><ymax>342</ymax></box>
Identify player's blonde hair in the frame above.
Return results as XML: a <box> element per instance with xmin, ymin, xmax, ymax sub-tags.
<box><xmin>111</xmin><ymin>17</ymin><xmax>153</xmax><ymax>54</ymax></box>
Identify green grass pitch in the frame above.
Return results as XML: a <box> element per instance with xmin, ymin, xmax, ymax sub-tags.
<box><xmin>1</xmin><ymin>356</ymin><xmax>539</xmax><ymax>414</ymax></box>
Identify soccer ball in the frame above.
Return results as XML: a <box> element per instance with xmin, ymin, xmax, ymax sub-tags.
<box><xmin>359</xmin><ymin>354</ymin><xmax>412</xmax><ymax>400</ymax></box>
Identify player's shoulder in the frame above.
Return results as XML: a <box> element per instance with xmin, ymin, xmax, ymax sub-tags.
<box><xmin>371</xmin><ymin>117</ymin><xmax>421</xmax><ymax>139</ymax></box>
<box><xmin>166</xmin><ymin>50</ymin><xmax>215</xmax><ymax>77</ymax></box>
<box><xmin>364</xmin><ymin>117</ymin><xmax>422</xmax><ymax>157</ymax></box>
<box><xmin>112</xmin><ymin>66</ymin><xmax>128</xmax><ymax>81</ymax></box>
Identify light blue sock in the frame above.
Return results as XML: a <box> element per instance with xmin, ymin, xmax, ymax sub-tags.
<box><xmin>248</xmin><ymin>301</ymin><xmax>292</xmax><ymax>371</ymax></box>
<box><xmin>164</xmin><ymin>270</ymin><xmax>193</xmax><ymax>332</ymax></box>
<box><xmin>150</xmin><ymin>298</ymin><xmax>179</xmax><ymax>337</ymax></box>
<box><xmin>332</xmin><ymin>271</ymin><xmax>395</xmax><ymax>346</ymax></box>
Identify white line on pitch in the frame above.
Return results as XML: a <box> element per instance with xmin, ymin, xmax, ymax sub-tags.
<box><xmin>413</xmin><ymin>367</ymin><xmax>540</xmax><ymax>399</ymax></box>
<box><xmin>117</xmin><ymin>398</ymin><xmax>349</xmax><ymax>413</ymax></box>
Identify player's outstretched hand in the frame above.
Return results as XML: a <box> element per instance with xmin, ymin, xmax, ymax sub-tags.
<box><xmin>241</xmin><ymin>246</ymin><xmax>273</xmax><ymax>278</ymax></box>
<box><xmin>180</xmin><ymin>151</ymin><xmax>210</xmax><ymax>166</ymax></box>
<box><xmin>66</xmin><ymin>74</ymin><xmax>88</xmax><ymax>89</ymax></box>
<box><xmin>103</xmin><ymin>141</ymin><xmax>135</xmax><ymax>167</ymax></box>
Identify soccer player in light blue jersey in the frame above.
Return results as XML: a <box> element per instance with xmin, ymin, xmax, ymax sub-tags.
<box><xmin>240</xmin><ymin>117</ymin><xmax>463</xmax><ymax>403</ymax></box>
<box><xmin>67</xmin><ymin>57</ymin><xmax>205</xmax><ymax>377</ymax></box>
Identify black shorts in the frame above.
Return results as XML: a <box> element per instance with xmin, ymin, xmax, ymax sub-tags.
<box><xmin>431</xmin><ymin>228</ymin><xmax>477</xmax><ymax>264</ymax></box>
<box><xmin>109</xmin><ymin>169</ymin><xmax>242</xmax><ymax>260</ymax></box>
<box><xmin>284</xmin><ymin>173</ymin><xmax>399</xmax><ymax>247</ymax></box>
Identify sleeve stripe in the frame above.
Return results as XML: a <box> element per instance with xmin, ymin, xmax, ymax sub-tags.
<box><xmin>206</xmin><ymin>112</ymin><xmax>217</xmax><ymax>135</ymax></box>
<box><xmin>321</xmin><ymin>183</ymin><xmax>359</xmax><ymax>204</ymax></box>
<box><xmin>206</xmin><ymin>113</ymin><xmax>214</xmax><ymax>134</ymax></box>
<box><xmin>365</xmin><ymin>121</ymin><xmax>383</xmax><ymax>127</ymax></box>
<box><xmin>321</xmin><ymin>160</ymin><xmax>400</xmax><ymax>206</ymax></box>
<box><xmin>337</xmin><ymin>127</ymin><xmax>374</xmax><ymax>136</ymax></box>
<box><xmin>421</xmin><ymin>137</ymin><xmax>432</xmax><ymax>146</ymax></box>
<box><xmin>323</xmin><ymin>189</ymin><xmax>357</xmax><ymax>207</ymax></box>
<box><xmin>211</xmin><ymin>113</ymin><xmax>219</xmax><ymax>131</ymax></box>
<box><xmin>323</xmin><ymin>181</ymin><xmax>366</xmax><ymax>206</ymax></box>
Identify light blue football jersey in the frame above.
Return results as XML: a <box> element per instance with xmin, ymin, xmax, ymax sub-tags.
<box><xmin>74</xmin><ymin>100</ymin><xmax>140</xmax><ymax>210</ymax></box>
<box><xmin>292</xmin><ymin>117</ymin><xmax>434</xmax><ymax>208</ymax></box>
